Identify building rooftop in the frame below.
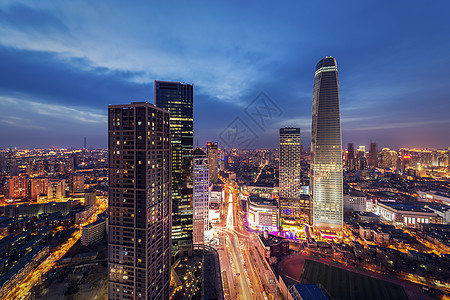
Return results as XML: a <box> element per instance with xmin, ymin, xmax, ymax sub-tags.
<box><xmin>356</xmin><ymin>212</ymin><xmax>380</xmax><ymax>218</ymax></box>
<box><xmin>292</xmin><ymin>284</ymin><xmax>329</xmax><ymax>300</ymax></box>
<box><xmin>379</xmin><ymin>202</ymin><xmax>432</xmax><ymax>213</ymax></box>
<box><xmin>249</xmin><ymin>196</ymin><xmax>277</xmax><ymax>207</ymax></box>
<box><xmin>259</xmin><ymin>233</ymin><xmax>285</xmax><ymax>247</ymax></box>
<box><xmin>211</xmin><ymin>185</ymin><xmax>223</xmax><ymax>192</ymax></box>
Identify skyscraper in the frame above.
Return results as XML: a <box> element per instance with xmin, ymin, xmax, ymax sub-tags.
<box><xmin>369</xmin><ymin>142</ymin><xmax>378</xmax><ymax>168</ymax></box>
<box><xmin>310</xmin><ymin>57</ymin><xmax>343</xmax><ymax>235</ymax></box>
<box><xmin>108</xmin><ymin>102</ymin><xmax>172</xmax><ymax>300</ymax></box>
<box><xmin>155</xmin><ymin>81</ymin><xmax>194</xmax><ymax>242</ymax></box>
<box><xmin>207</xmin><ymin>142</ymin><xmax>218</xmax><ymax>184</ymax></box>
<box><xmin>279</xmin><ymin>127</ymin><xmax>303</xmax><ymax>229</ymax></box>
<box><xmin>193</xmin><ymin>148</ymin><xmax>209</xmax><ymax>244</ymax></box>
<box><xmin>346</xmin><ymin>143</ymin><xmax>355</xmax><ymax>170</ymax></box>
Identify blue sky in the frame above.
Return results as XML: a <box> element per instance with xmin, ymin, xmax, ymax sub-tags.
<box><xmin>0</xmin><ymin>1</ymin><xmax>449</xmax><ymax>149</ymax></box>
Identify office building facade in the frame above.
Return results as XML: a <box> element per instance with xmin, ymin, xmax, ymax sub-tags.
<box><xmin>155</xmin><ymin>81</ymin><xmax>194</xmax><ymax>242</ymax></box>
<box><xmin>108</xmin><ymin>102</ymin><xmax>172</xmax><ymax>299</ymax></box>
<box><xmin>310</xmin><ymin>57</ymin><xmax>343</xmax><ymax>234</ymax></box>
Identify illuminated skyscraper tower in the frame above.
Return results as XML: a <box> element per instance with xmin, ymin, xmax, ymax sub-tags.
<box><xmin>193</xmin><ymin>148</ymin><xmax>209</xmax><ymax>244</ymax></box>
<box><xmin>310</xmin><ymin>57</ymin><xmax>343</xmax><ymax>234</ymax></box>
<box><xmin>279</xmin><ymin>127</ymin><xmax>302</xmax><ymax>229</ymax></box>
<box><xmin>108</xmin><ymin>102</ymin><xmax>172</xmax><ymax>299</ymax></box>
<box><xmin>155</xmin><ymin>81</ymin><xmax>194</xmax><ymax>242</ymax></box>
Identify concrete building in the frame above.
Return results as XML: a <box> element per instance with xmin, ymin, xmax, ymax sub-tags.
<box><xmin>5</xmin><ymin>175</ymin><xmax>28</xmax><ymax>199</ymax></box>
<box><xmin>75</xmin><ymin>205</ymin><xmax>95</xmax><ymax>224</ymax></box>
<box><xmin>70</xmin><ymin>174</ymin><xmax>84</xmax><ymax>194</ymax></box>
<box><xmin>82</xmin><ymin>218</ymin><xmax>106</xmax><ymax>246</ymax></box>
<box><xmin>29</xmin><ymin>177</ymin><xmax>48</xmax><ymax>201</ymax></box>
<box><xmin>377</xmin><ymin>202</ymin><xmax>442</xmax><ymax>225</ymax></box>
<box><xmin>193</xmin><ymin>148</ymin><xmax>209</xmax><ymax>244</ymax></box>
<box><xmin>47</xmin><ymin>179</ymin><xmax>66</xmax><ymax>200</ymax></box>
<box><xmin>2</xmin><ymin>201</ymin><xmax>72</xmax><ymax>218</ymax></box>
<box><xmin>108</xmin><ymin>102</ymin><xmax>172</xmax><ymax>300</ymax></box>
<box><xmin>343</xmin><ymin>195</ymin><xmax>367</xmax><ymax>212</ymax></box>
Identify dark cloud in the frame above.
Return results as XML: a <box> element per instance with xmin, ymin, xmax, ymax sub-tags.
<box><xmin>0</xmin><ymin>46</ymin><xmax>151</xmax><ymax>108</ymax></box>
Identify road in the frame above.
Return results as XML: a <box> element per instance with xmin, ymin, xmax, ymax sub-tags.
<box><xmin>5</xmin><ymin>196</ymin><xmax>108</xmax><ymax>300</ymax></box>
<box><xmin>213</xmin><ymin>181</ymin><xmax>267</xmax><ymax>300</ymax></box>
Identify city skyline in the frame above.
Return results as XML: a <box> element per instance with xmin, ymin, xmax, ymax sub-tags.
<box><xmin>1</xmin><ymin>1</ymin><xmax>450</xmax><ymax>149</ymax></box>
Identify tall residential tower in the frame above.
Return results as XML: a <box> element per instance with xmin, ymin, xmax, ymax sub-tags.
<box><xmin>310</xmin><ymin>57</ymin><xmax>343</xmax><ymax>235</ymax></box>
<box><xmin>155</xmin><ymin>81</ymin><xmax>194</xmax><ymax>242</ymax></box>
<box><xmin>108</xmin><ymin>102</ymin><xmax>172</xmax><ymax>299</ymax></box>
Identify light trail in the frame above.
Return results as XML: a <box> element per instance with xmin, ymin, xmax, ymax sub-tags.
<box><xmin>226</xmin><ymin>191</ymin><xmax>234</xmax><ymax>229</ymax></box>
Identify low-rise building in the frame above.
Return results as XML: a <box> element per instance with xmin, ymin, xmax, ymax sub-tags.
<box><xmin>377</xmin><ymin>202</ymin><xmax>442</xmax><ymax>225</ymax></box>
<box><xmin>343</xmin><ymin>195</ymin><xmax>367</xmax><ymax>212</ymax></box>
<box><xmin>257</xmin><ymin>231</ymin><xmax>289</xmax><ymax>258</ymax></box>
<box><xmin>247</xmin><ymin>196</ymin><xmax>279</xmax><ymax>232</ymax></box>
<box><xmin>81</xmin><ymin>218</ymin><xmax>106</xmax><ymax>246</ymax></box>
<box><xmin>356</xmin><ymin>212</ymin><xmax>380</xmax><ymax>223</ymax></box>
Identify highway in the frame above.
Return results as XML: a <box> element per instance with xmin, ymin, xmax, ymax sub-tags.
<box><xmin>213</xmin><ymin>181</ymin><xmax>267</xmax><ymax>300</ymax></box>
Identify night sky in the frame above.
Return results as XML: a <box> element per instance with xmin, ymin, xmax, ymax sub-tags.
<box><xmin>1</xmin><ymin>1</ymin><xmax>449</xmax><ymax>150</ymax></box>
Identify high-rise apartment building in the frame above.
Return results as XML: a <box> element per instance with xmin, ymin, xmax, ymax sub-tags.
<box><xmin>155</xmin><ymin>81</ymin><xmax>194</xmax><ymax>242</ymax></box>
<box><xmin>5</xmin><ymin>175</ymin><xmax>28</xmax><ymax>199</ymax></box>
<box><xmin>29</xmin><ymin>177</ymin><xmax>48</xmax><ymax>201</ymax></box>
<box><xmin>310</xmin><ymin>57</ymin><xmax>343</xmax><ymax>235</ymax></box>
<box><xmin>279</xmin><ymin>127</ymin><xmax>304</xmax><ymax>228</ymax></box>
<box><xmin>47</xmin><ymin>179</ymin><xmax>66</xmax><ymax>200</ymax></box>
<box><xmin>207</xmin><ymin>142</ymin><xmax>218</xmax><ymax>184</ymax></box>
<box><xmin>70</xmin><ymin>174</ymin><xmax>85</xmax><ymax>194</ymax></box>
<box><xmin>193</xmin><ymin>148</ymin><xmax>209</xmax><ymax>244</ymax></box>
<box><xmin>108</xmin><ymin>102</ymin><xmax>172</xmax><ymax>300</ymax></box>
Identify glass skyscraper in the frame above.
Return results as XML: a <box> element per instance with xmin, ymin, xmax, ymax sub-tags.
<box><xmin>108</xmin><ymin>102</ymin><xmax>172</xmax><ymax>299</ymax></box>
<box><xmin>155</xmin><ymin>81</ymin><xmax>194</xmax><ymax>242</ymax></box>
<box><xmin>310</xmin><ymin>57</ymin><xmax>343</xmax><ymax>234</ymax></box>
